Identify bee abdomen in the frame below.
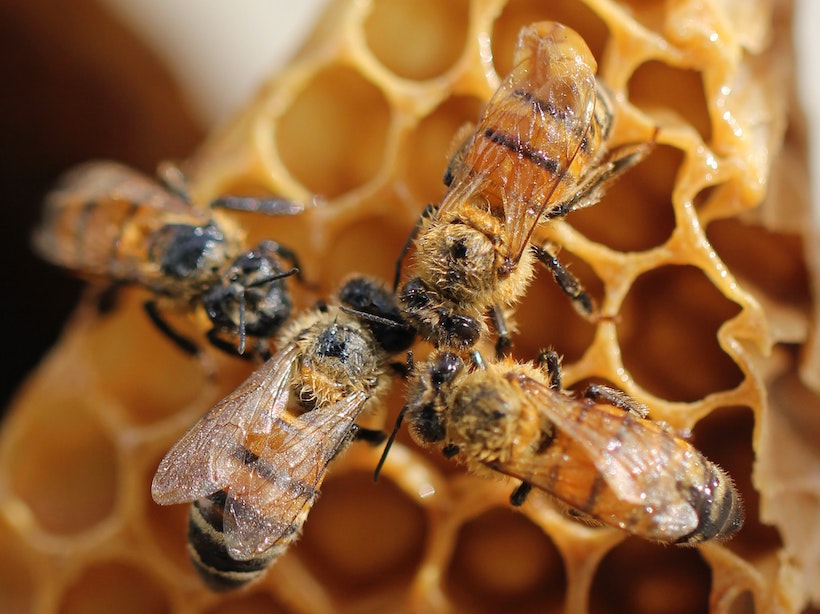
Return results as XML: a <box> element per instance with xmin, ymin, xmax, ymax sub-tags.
<box><xmin>676</xmin><ymin>465</ymin><xmax>745</xmax><ymax>545</ymax></box>
<box><xmin>187</xmin><ymin>493</ymin><xmax>286</xmax><ymax>592</ymax></box>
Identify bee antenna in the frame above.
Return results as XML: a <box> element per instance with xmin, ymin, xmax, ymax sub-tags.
<box><xmin>247</xmin><ymin>267</ymin><xmax>300</xmax><ymax>288</ymax></box>
<box><xmin>338</xmin><ymin>305</ymin><xmax>410</xmax><ymax>329</ymax></box>
<box><xmin>374</xmin><ymin>405</ymin><xmax>408</xmax><ymax>482</ymax></box>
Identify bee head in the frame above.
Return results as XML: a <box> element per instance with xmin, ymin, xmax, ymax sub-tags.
<box><xmin>399</xmin><ymin>278</ymin><xmax>482</xmax><ymax>350</ymax></box>
<box><xmin>203</xmin><ymin>241</ymin><xmax>297</xmax><ymax>353</ymax></box>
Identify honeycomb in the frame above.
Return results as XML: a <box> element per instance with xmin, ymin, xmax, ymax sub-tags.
<box><xmin>2</xmin><ymin>0</ymin><xmax>817</xmax><ymax>612</ymax></box>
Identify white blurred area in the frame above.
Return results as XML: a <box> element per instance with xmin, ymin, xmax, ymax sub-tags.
<box><xmin>102</xmin><ymin>0</ymin><xmax>816</xmax><ymax>210</ymax></box>
<box><xmin>98</xmin><ymin>0</ymin><xmax>327</xmax><ymax>125</ymax></box>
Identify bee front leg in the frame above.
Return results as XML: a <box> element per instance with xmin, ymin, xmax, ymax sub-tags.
<box><xmin>532</xmin><ymin>244</ymin><xmax>596</xmax><ymax>319</ymax></box>
<box><xmin>143</xmin><ymin>300</ymin><xmax>200</xmax><ymax>357</ymax></box>
<box><xmin>583</xmin><ymin>383</ymin><xmax>649</xmax><ymax>419</ymax></box>
<box><xmin>489</xmin><ymin>304</ymin><xmax>513</xmax><ymax>358</ymax></box>
<box><xmin>509</xmin><ymin>481</ymin><xmax>533</xmax><ymax>507</ymax></box>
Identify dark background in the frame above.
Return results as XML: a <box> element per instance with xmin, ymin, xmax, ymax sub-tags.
<box><xmin>0</xmin><ymin>1</ymin><xmax>204</xmax><ymax>408</ymax></box>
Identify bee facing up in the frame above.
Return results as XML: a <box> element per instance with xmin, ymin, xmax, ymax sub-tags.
<box><xmin>151</xmin><ymin>276</ymin><xmax>415</xmax><ymax>591</ymax></box>
<box><xmin>396</xmin><ymin>22</ymin><xmax>655</xmax><ymax>352</ymax></box>
<box><xmin>378</xmin><ymin>350</ymin><xmax>744</xmax><ymax>546</ymax></box>
<box><xmin>33</xmin><ymin>160</ymin><xmax>305</xmax><ymax>358</ymax></box>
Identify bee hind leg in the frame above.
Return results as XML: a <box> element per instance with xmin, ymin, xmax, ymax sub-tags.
<box><xmin>583</xmin><ymin>383</ymin><xmax>649</xmax><ymax>418</ymax></box>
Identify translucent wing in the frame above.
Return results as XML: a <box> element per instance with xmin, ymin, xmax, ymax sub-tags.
<box><xmin>151</xmin><ymin>342</ymin><xmax>301</xmax><ymax>504</ymax></box>
<box><xmin>437</xmin><ymin>23</ymin><xmax>597</xmax><ymax>265</ymax></box>
<box><xmin>222</xmin><ymin>389</ymin><xmax>369</xmax><ymax>559</ymax></box>
<box><xmin>509</xmin><ymin>374</ymin><xmax>682</xmax><ymax>508</ymax></box>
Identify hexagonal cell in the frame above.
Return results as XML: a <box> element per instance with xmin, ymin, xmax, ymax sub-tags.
<box><xmin>491</xmin><ymin>0</ymin><xmax>609</xmax><ymax>77</ymax></box>
<box><xmin>6</xmin><ymin>395</ymin><xmax>117</xmax><ymax>535</ymax></box>
<box><xmin>297</xmin><ymin>470</ymin><xmax>426</xmax><ymax>601</ymax></box>
<box><xmin>275</xmin><ymin>64</ymin><xmax>390</xmax><ymax>199</ymax></box>
<box><xmin>511</xmin><ymin>248</ymin><xmax>599</xmax><ymax>364</ymax></box>
<box><xmin>446</xmin><ymin>507</ymin><xmax>566</xmax><ymax>612</ymax></box>
<box><xmin>58</xmin><ymin>560</ymin><xmax>170</xmax><ymax>614</ymax></box>
<box><xmin>0</xmin><ymin>517</ymin><xmax>37</xmax><ymax>613</ymax></box>
<box><xmin>324</xmin><ymin>213</ymin><xmax>410</xmax><ymax>285</ymax></box>
<box><xmin>618</xmin><ymin>265</ymin><xmax>744</xmax><ymax>403</ymax></box>
<box><xmin>84</xmin><ymin>291</ymin><xmax>209</xmax><ymax>426</ymax></box>
<box><xmin>570</xmin><ymin>144</ymin><xmax>680</xmax><ymax>254</ymax></box>
<box><xmin>399</xmin><ymin>95</ymin><xmax>484</xmax><ymax>205</ymax></box>
<box><xmin>363</xmin><ymin>0</ymin><xmax>469</xmax><ymax>80</ymax></box>
<box><xmin>590</xmin><ymin>540</ymin><xmax>711</xmax><ymax>614</ymax></box>
<box><xmin>628</xmin><ymin>61</ymin><xmax>712</xmax><ymax>144</ymax></box>
<box><xmin>707</xmin><ymin>218</ymin><xmax>810</xmax><ymax>306</ymax></box>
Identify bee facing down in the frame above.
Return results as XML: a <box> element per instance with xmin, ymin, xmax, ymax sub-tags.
<box><xmin>151</xmin><ymin>276</ymin><xmax>415</xmax><ymax>591</ymax></box>
<box><xmin>34</xmin><ymin>161</ymin><xmax>305</xmax><ymax>358</ymax></box>
<box><xmin>379</xmin><ymin>351</ymin><xmax>743</xmax><ymax>546</ymax></box>
<box><xmin>397</xmin><ymin>22</ymin><xmax>655</xmax><ymax>352</ymax></box>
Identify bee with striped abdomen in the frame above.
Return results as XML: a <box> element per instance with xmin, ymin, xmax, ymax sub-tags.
<box><xmin>378</xmin><ymin>350</ymin><xmax>744</xmax><ymax>545</ymax></box>
<box><xmin>33</xmin><ymin>160</ymin><xmax>304</xmax><ymax>358</ymax></box>
<box><xmin>396</xmin><ymin>22</ymin><xmax>655</xmax><ymax>353</ymax></box>
<box><xmin>151</xmin><ymin>276</ymin><xmax>415</xmax><ymax>591</ymax></box>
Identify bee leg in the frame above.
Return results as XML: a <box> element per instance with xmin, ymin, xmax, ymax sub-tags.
<box><xmin>532</xmin><ymin>244</ymin><xmax>596</xmax><ymax>319</ymax></box>
<box><xmin>395</xmin><ymin>203</ymin><xmax>437</xmax><ymax>291</ymax></box>
<box><xmin>143</xmin><ymin>300</ymin><xmax>200</xmax><ymax>357</ymax></box>
<box><xmin>260</xmin><ymin>240</ymin><xmax>313</xmax><ymax>286</ymax></box>
<box><xmin>583</xmin><ymin>383</ymin><xmax>649</xmax><ymax>419</ymax></box>
<box><xmin>442</xmin><ymin>443</ymin><xmax>460</xmax><ymax>459</ymax></box>
<box><xmin>211</xmin><ymin>195</ymin><xmax>304</xmax><ymax>217</ymax></box>
<box><xmin>489</xmin><ymin>304</ymin><xmax>513</xmax><ymax>358</ymax></box>
<box><xmin>509</xmin><ymin>481</ymin><xmax>533</xmax><ymax>507</ymax></box>
<box><xmin>94</xmin><ymin>282</ymin><xmax>125</xmax><ymax>315</ymax></box>
<box><xmin>535</xmin><ymin>349</ymin><xmax>562</xmax><ymax>390</ymax></box>
<box><xmin>351</xmin><ymin>425</ymin><xmax>387</xmax><ymax>445</ymax></box>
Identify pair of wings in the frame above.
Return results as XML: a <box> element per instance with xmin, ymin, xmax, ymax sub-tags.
<box><xmin>497</xmin><ymin>373</ymin><xmax>700</xmax><ymax>537</ymax></box>
<box><xmin>151</xmin><ymin>342</ymin><xmax>369</xmax><ymax>560</ymax></box>
<box><xmin>438</xmin><ymin>23</ymin><xmax>598</xmax><ymax>267</ymax></box>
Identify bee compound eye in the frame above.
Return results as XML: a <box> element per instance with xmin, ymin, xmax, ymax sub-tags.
<box><xmin>431</xmin><ymin>352</ymin><xmax>462</xmax><ymax>387</ymax></box>
<box><xmin>440</xmin><ymin>314</ymin><xmax>480</xmax><ymax>349</ymax></box>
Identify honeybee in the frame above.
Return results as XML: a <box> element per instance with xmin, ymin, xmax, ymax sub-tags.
<box><xmin>378</xmin><ymin>350</ymin><xmax>744</xmax><ymax>545</ymax></box>
<box><xmin>151</xmin><ymin>276</ymin><xmax>415</xmax><ymax>591</ymax></box>
<box><xmin>33</xmin><ymin>160</ymin><xmax>305</xmax><ymax>357</ymax></box>
<box><xmin>397</xmin><ymin>22</ymin><xmax>655</xmax><ymax>352</ymax></box>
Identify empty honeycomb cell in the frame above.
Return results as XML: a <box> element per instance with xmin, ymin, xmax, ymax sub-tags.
<box><xmin>589</xmin><ymin>540</ymin><xmax>711</xmax><ymax>614</ymax></box>
<box><xmin>691</xmin><ymin>406</ymin><xmax>783</xmax><ymax>559</ymax></box>
<box><xmin>0</xmin><ymin>518</ymin><xmax>36</xmax><ymax>613</ymax></box>
<box><xmin>363</xmin><ymin>0</ymin><xmax>469</xmax><ymax>80</ymax></box>
<box><xmin>58</xmin><ymin>560</ymin><xmax>170</xmax><ymax>614</ymax></box>
<box><xmin>510</xmin><ymin>254</ymin><xmax>597</xmax><ymax>363</ymax></box>
<box><xmin>201</xmin><ymin>591</ymin><xmax>290</xmax><ymax>614</ymax></box>
<box><xmin>324</xmin><ymin>213</ymin><xmax>410</xmax><ymax>284</ymax></box>
<box><xmin>707</xmin><ymin>218</ymin><xmax>811</xmax><ymax>306</ymax></box>
<box><xmin>628</xmin><ymin>61</ymin><xmax>712</xmax><ymax>143</ymax></box>
<box><xmin>297</xmin><ymin>471</ymin><xmax>426</xmax><ymax>597</ymax></box>
<box><xmin>275</xmin><ymin>64</ymin><xmax>391</xmax><ymax>199</ymax></box>
<box><xmin>6</xmin><ymin>394</ymin><xmax>117</xmax><ymax>535</ymax></box>
<box><xmin>727</xmin><ymin>590</ymin><xmax>755</xmax><ymax>614</ymax></box>
<box><xmin>570</xmin><ymin>144</ymin><xmax>680</xmax><ymax>253</ymax></box>
<box><xmin>399</xmin><ymin>95</ymin><xmax>484</xmax><ymax>205</ymax></box>
<box><xmin>618</xmin><ymin>265</ymin><xmax>744</xmax><ymax>404</ymax></box>
<box><xmin>83</xmin><ymin>290</ymin><xmax>209</xmax><ymax>426</ymax></box>
<box><xmin>445</xmin><ymin>507</ymin><xmax>567</xmax><ymax>613</ymax></box>
<box><xmin>491</xmin><ymin>0</ymin><xmax>609</xmax><ymax>77</ymax></box>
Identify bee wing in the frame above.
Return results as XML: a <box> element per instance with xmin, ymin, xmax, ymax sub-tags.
<box><xmin>511</xmin><ymin>375</ymin><xmax>673</xmax><ymax>506</ymax></box>
<box><xmin>221</xmin><ymin>389</ymin><xmax>370</xmax><ymax>559</ymax></box>
<box><xmin>49</xmin><ymin>161</ymin><xmax>193</xmax><ymax>214</ymax></box>
<box><xmin>151</xmin><ymin>342</ymin><xmax>301</xmax><ymax>505</ymax></box>
<box><xmin>437</xmin><ymin>26</ymin><xmax>597</xmax><ymax>265</ymax></box>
